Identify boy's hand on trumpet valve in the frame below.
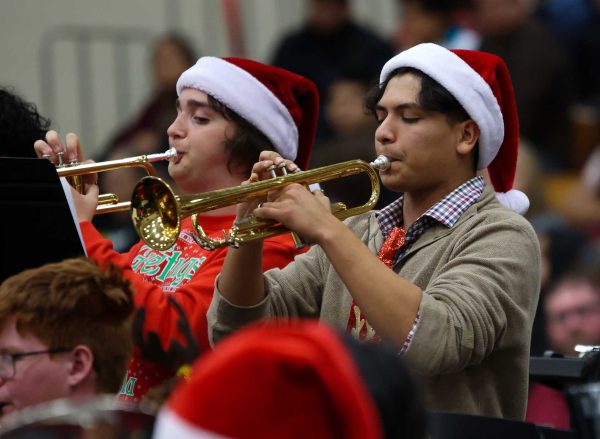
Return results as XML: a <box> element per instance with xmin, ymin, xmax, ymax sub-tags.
<box><xmin>34</xmin><ymin>130</ymin><xmax>84</xmax><ymax>164</ymax></box>
<box><xmin>34</xmin><ymin>130</ymin><xmax>97</xmax><ymax>187</ymax></box>
<box><xmin>34</xmin><ymin>130</ymin><xmax>99</xmax><ymax>222</ymax></box>
<box><xmin>254</xmin><ymin>182</ymin><xmax>335</xmax><ymax>245</ymax></box>
<box><xmin>241</xmin><ymin>151</ymin><xmax>336</xmax><ymax>245</ymax></box>
<box><xmin>234</xmin><ymin>152</ymin><xmax>298</xmax><ymax>222</ymax></box>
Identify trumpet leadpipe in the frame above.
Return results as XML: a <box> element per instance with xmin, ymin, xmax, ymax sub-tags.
<box><xmin>55</xmin><ymin>147</ymin><xmax>177</xmax><ymax>178</ymax></box>
<box><xmin>50</xmin><ymin>148</ymin><xmax>177</xmax><ymax>214</ymax></box>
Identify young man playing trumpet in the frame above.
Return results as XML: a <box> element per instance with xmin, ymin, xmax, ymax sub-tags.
<box><xmin>34</xmin><ymin>58</ymin><xmax>318</xmax><ymax>401</ymax></box>
<box><xmin>209</xmin><ymin>43</ymin><xmax>541</xmax><ymax>420</ymax></box>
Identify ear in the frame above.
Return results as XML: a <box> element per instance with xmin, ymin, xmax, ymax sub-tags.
<box><xmin>456</xmin><ymin>119</ymin><xmax>480</xmax><ymax>156</ymax></box>
<box><xmin>66</xmin><ymin>345</ymin><xmax>94</xmax><ymax>388</ymax></box>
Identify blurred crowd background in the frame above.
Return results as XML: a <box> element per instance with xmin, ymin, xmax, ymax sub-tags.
<box><xmin>3</xmin><ymin>0</ymin><xmax>600</xmax><ymax>434</ymax></box>
<box><xmin>2</xmin><ymin>0</ymin><xmax>600</xmax><ymax>364</ymax></box>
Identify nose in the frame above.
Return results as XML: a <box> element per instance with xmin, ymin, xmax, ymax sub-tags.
<box><xmin>167</xmin><ymin>114</ymin><xmax>185</xmax><ymax>140</ymax></box>
<box><xmin>375</xmin><ymin>116</ymin><xmax>395</xmax><ymax>146</ymax></box>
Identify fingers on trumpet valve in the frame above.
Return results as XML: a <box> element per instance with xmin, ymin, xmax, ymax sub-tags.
<box><xmin>268</xmin><ymin>158</ymin><xmax>299</xmax><ymax>178</ymax></box>
<box><xmin>39</xmin><ymin>146</ymin><xmax>64</xmax><ymax>166</ymax></box>
<box><xmin>38</xmin><ymin>139</ymin><xmax>77</xmax><ymax>167</ymax></box>
<box><xmin>251</xmin><ymin>156</ymin><xmax>298</xmax><ymax>180</ymax></box>
<box><xmin>38</xmin><ymin>131</ymin><xmax>83</xmax><ymax>165</ymax></box>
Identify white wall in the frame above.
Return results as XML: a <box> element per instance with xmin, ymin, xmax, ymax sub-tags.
<box><xmin>0</xmin><ymin>0</ymin><xmax>397</xmax><ymax>157</ymax></box>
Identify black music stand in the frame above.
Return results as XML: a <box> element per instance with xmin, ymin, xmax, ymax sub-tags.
<box><xmin>0</xmin><ymin>158</ymin><xmax>85</xmax><ymax>283</ymax></box>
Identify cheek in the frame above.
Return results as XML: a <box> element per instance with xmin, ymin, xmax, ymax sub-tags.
<box><xmin>585</xmin><ymin>320</ymin><xmax>600</xmax><ymax>337</ymax></box>
<box><xmin>547</xmin><ymin>324</ymin><xmax>562</xmax><ymax>339</ymax></box>
<box><xmin>10</xmin><ymin>369</ymin><xmax>61</xmax><ymax>408</ymax></box>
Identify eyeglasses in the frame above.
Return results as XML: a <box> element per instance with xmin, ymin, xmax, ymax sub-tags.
<box><xmin>0</xmin><ymin>348</ymin><xmax>71</xmax><ymax>380</ymax></box>
<box><xmin>547</xmin><ymin>302</ymin><xmax>600</xmax><ymax>326</ymax></box>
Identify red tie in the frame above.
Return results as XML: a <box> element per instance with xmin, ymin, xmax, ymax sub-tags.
<box><xmin>347</xmin><ymin>227</ymin><xmax>406</xmax><ymax>341</ymax></box>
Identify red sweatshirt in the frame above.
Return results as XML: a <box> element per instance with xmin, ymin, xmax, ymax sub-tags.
<box><xmin>80</xmin><ymin>215</ymin><xmax>304</xmax><ymax>400</ymax></box>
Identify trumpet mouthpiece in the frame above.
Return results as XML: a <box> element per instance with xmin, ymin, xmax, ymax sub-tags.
<box><xmin>370</xmin><ymin>155</ymin><xmax>390</xmax><ymax>171</ymax></box>
<box><xmin>148</xmin><ymin>148</ymin><xmax>177</xmax><ymax>162</ymax></box>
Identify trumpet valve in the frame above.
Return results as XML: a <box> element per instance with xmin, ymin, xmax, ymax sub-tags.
<box><xmin>56</xmin><ymin>151</ymin><xmax>65</xmax><ymax>166</ymax></box>
<box><xmin>267</xmin><ymin>164</ymin><xmax>277</xmax><ymax>179</ymax></box>
<box><xmin>266</xmin><ymin>162</ymin><xmax>289</xmax><ymax>178</ymax></box>
<box><xmin>278</xmin><ymin>162</ymin><xmax>288</xmax><ymax>176</ymax></box>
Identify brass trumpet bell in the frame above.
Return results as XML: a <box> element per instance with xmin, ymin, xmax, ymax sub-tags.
<box><xmin>131</xmin><ymin>156</ymin><xmax>390</xmax><ymax>252</ymax></box>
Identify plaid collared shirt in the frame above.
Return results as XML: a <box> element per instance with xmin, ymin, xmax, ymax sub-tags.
<box><xmin>375</xmin><ymin>176</ymin><xmax>485</xmax><ymax>354</ymax></box>
<box><xmin>377</xmin><ymin>176</ymin><xmax>485</xmax><ymax>265</ymax></box>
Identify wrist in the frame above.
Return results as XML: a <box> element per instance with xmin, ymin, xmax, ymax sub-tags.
<box><xmin>313</xmin><ymin>215</ymin><xmax>348</xmax><ymax>248</ymax></box>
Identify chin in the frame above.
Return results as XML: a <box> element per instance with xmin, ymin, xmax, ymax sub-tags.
<box><xmin>380</xmin><ymin>177</ymin><xmax>405</xmax><ymax>193</ymax></box>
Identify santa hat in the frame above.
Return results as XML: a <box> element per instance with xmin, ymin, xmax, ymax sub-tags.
<box><xmin>176</xmin><ymin>57</ymin><xmax>318</xmax><ymax>170</ymax></box>
<box><xmin>152</xmin><ymin>320</ymin><xmax>383</xmax><ymax>439</ymax></box>
<box><xmin>379</xmin><ymin>43</ymin><xmax>529</xmax><ymax>215</ymax></box>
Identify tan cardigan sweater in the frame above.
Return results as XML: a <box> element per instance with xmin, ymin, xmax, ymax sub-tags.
<box><xmin>208</xmin><ymin>185</ymin><xmax>541</xmax><ymax>420</ymax></box>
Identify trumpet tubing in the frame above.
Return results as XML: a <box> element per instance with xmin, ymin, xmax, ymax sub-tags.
<box><xmin>131</xmin><ymin>156</ymin><xmax>390</xmax><ymax>251</ymax></box>
<box><xmin>54</xmin><ymin>148</ymin><xmax>176</xmax><ymax>214</ymax></box>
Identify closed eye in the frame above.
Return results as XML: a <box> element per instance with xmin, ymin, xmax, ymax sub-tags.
<box><xmin>402</xmin><ymin>116</ymin><xmax>420</xmax><ymax>123</ymax></box>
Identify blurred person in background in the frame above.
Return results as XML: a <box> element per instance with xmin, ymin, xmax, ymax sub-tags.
<box><xmin>526</xmin><ymin>265</ymin><xmax>600</xmax><ymax>430</ymax></box>
<box><xmin>528</xmin><ymin>215</ymin><xmax>600</xmax><ymax>356</ymax></box>
<box><xmin>471</xmin><ymin>0</ymin><xmax>575</xmax><ymax>171</ymax></box>
<box><xmin>310</xmin><ymin>72</ymin><xmax>397</xmax><ymax>209</ymax></box>
<box><xmin>271</xmin><ymin>0</ymin><xmax>394</xmax><ymax>142</ymax></box>
<box><xmin>562</xmin><ymin>144</ymin><xmax>600</xmax><ymax>240</ymax></box>
<box><xmin>569</xmin><ymin>0</ymin><xmax>600</xmax><ymax>111</ymax></box>
<box><xmin>392</xmin><ymin>0</ymin><xmax>480</xmax><ymax>51</ymax></box>
<box><xmin>545</xmin><ymin>269</ymin><xmax>600</xmax><ymax>357</ymax></box>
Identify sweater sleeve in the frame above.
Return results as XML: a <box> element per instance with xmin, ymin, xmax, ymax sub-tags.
<box><xmin>208</xmin><ymin>243</ymin><xmax>328</xmax><ymax>345</ymax></box>
<box><xmin>81</xmin><ymin>221</ymin><xmax>303</xmax><ymax>351</ymax></box>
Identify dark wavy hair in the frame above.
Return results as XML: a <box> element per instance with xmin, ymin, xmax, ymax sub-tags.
<box><xmin>0</xmin><ymin>87</ymin><xmax>51</xmax><ymax>158</ymax></box>
<box><xmin>205</xmin><ymin>94</ymin><xmax>274</xmax><ymax>176</ymax></box>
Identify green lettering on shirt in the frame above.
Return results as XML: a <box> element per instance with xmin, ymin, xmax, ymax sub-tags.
<box><xmin>119</xmin><ymin>376</ymin><xmax>137</xmax><ymax>397</ymax></box>
<box><xmin>131</xmin><ymin>246</ymin><xmax>206</xmax><ymax>289</ymax></box>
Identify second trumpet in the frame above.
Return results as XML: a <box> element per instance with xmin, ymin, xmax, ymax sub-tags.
<box><xmin>130</xmin><ymin>156</ymin><xmax>391</xmax><ymax>251</ymax></box>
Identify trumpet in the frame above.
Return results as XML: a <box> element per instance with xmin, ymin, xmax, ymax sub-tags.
<box><xmin>51</xmin><ymin>148</ymin><xmax>177</xmax><ymax>214</ymax></box>
<box><xmin>130</xmin><ymin>156</ymin><xmax>391</xmax><ymax>251</ymax></box>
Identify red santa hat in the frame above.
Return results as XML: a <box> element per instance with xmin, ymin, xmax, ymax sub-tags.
<box><xmin>176</xmin><ymin>57</ymin><xmax>318</xmax><ymax>170</ymax></box>
<box><xmin>152</xmin><ymin>320</ymin><xmax>383</xmax><ymax>439</ymax></box>
<box><xmin>379</xmin><ymin>43</ymin><xmax>529</xmax><ymax>214</ymax></box>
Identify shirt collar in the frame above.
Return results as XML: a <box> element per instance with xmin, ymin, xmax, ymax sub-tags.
<box><xmin>377</xmin><ymin>176</ymin><xmax>485</xmax><ymax>234</ymax></box>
